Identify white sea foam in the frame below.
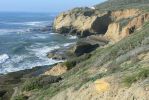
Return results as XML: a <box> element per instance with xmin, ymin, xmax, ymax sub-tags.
<box><xmin>29</xmin><ymin>45</ymin><xmax>60</xmax><ymax>58</ymax></box>
<box><xmin>25</xmin><ymin>21</ymin><xmax>46</xmax><ymax>26</ymax></box>
<box><xmin>50</xmin><ymin>33</ymin><xmax>58</xmax><ymax>35</ymax></box>
<box><xmin>0</xmin><ymin>53</ymin><xmax>62</xmax><ymax>74</ymax></box>
<box><xmin>67</xmin><ymin>35</ymin><xmax>78</xmax><ymax>39</ymax></box>
<box><xmin>0</xmin><ymin>54</ymin><xmax>9</xmax><ymax>64</ymax></box>
<box><xmin>0</xmin><ymin>59</ymin><xmax>62</xmax><ymax>74</ymax></box>
<box><xmin>0</xmin><ymin>43</ymin><xmax>74</xmax><ymax>74</ymax></box>
<box><xmin>0</xmin><ymin>29</ymin><xmax>27</xmax><ymax>35</ymax></box>
<box><xmin>9</xmin><ymin>21</ymin><xmax>50</xmax><ymax>27</ymax></box>
<box><xmin>31</xmin><ymin>34</ymin><xmax>49</xmax><ymax>39</ymax></box>
<box><xmin>63</xmin><ymin>43</ymin><xmax>75</xmax><ymax>47</ymax></box>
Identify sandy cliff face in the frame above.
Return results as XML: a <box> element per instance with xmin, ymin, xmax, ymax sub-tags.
<box><xmin>53</xmin><ymin>10</ymin><xmax>111</xmax><ymax>37</ymax></box>
<box><xmin>105</xmin><ymin>12</ymin><xmax>149</xmax><ymax>42</ymax></box>
<box><xmin>111</xmin><ymin>9</ymin><xmax>141</xmax><ymax>21</ymax></box>
<box><xmin>53</xmin><ymin>8</ymin><xmax>149</xmax><ymax>42</ymax></box>
<box><xmin>44</xmin><ymin>64</ymin><xmax>68</xmax><ymax>76</ymax></box>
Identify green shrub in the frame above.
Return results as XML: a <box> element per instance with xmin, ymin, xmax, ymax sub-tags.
<box><xmin>21</xmin><ymin>77</ymin><xmax>42</xmax><ymax>91</ymax></box>
<box><xmin>63</xmin><ymin>54</ymin><xmax>91</xmax><ymax>70</ymax></box>
<box><xmin>21</xmin><ymin>76</ymin><xmax>62</xmax><ymax>91</ymax></box>
<box><xmin>95</xmin><ymin>0</ymin><xmax>149</xmax><ymax>12</ymax></box>
<box><xmin>13</xmin><ymin>95</ymin><xmax>28</xmax><ymax>100</ymax></box>
<box><xmin>123</xmin><ymin>68</ymin><xmax>149</xmax><ymax>87</ymax></box>
<box><xmin>63</xmin><ymin>61</ymin><xmax>76</xmax><ymax>70</ymax></box>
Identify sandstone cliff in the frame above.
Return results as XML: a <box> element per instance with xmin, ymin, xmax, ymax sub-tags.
<box><xmin>105</xmin><ymin>10</ymin><xmax>149</xmax><ymax>42</ymax></box>
<box><xmin>53</xmin><ymin>9</ymin><xmax>111</xmax><ymax>37</ymax></box>
<box><xmin>7</xmin><ymin>0</ymin><xmax>149</xmax><ymax>100</ymax></box>
<box><xmin>18</xmin><ymin>21</ymin><xmax>149</xmax><ymax>100</ymax></box>
<box><xmin>53</xmin><ymin>8</ymin><xmax>149</xmax><ymax>42</ymax></box>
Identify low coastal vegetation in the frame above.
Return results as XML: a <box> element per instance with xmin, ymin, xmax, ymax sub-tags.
<box><xmin>12</xmin><ymin>22</ymin><xmax>148</xmax><ymax>100</ymax></box>
<box><xmin>95</xmin><ymin>0</ymin><xmax>149</xmax><ymax>12</ymax></box>
<box><xmin>123</xmin><ymin>68</ymin><xmax>149</xmax><ymax>87</ymax></box>
<box><xmin>13</xmin><ymin>95</ymin><xmax>28</xmax><ymax>100</ymax></box>
<box><xmin>21</xmin><ymin>76</ymin><xmax>62</xmax><ymax>91</ymax></box>
<box><xmin>62</xmin><ymin>53</ymin><xmax>91</xmax><ymax>70</ymax></box>
<box><xmin>1</xmin><ymin>0</ymin><xmax>149</xmax><ymax>100</ymax></box>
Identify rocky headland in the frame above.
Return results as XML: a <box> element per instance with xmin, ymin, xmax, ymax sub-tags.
<box><xmin>1</xmin><ymin>0</ymin><xmax>149</xmax><ymax>100</ymax></box>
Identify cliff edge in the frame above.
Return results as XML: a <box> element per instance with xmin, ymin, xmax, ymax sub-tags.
<box><xmin>53</xmin><ymin>0</ymin><xmax>149</xmax><ymax>42</ymax></box>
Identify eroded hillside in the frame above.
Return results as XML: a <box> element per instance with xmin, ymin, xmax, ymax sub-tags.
<box><xmin>53</xmin><ymin>7</ymin><xmax>149</xmax><ymax>42</ymax></box>
<box><xmin>9</xmin><ymin>0</ymin><xmax>149</xmax><ymax>100</ymax></box>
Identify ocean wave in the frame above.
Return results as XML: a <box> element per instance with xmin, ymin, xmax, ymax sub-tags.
<box><xmin>0</xmin><ymin>29</ymin><xmax>28</xmax><ymax>35</ymax></box>
<box><xmin>67</xmin><ymin>35</ymin><xmax>78</xmax><ymax>40</ymax></box>
<box><xmin>25</xmin><ymin>21</ymin><xmax>50</xmax><ymax>26</ymax></box>
<box><xmin>63</xmin><ymin>43</ymin><xmax>75</xmax><ymax>47</ymax></box>
<box><xmin>0</xmin><ymin>54</ymin><xmax>9</xmax><ymax>64</ymax></box>
<box><xmin>28</xmin><ymin>45</ymin><xmax>60</xmax><ymax>58</ymax></box>
<box><xmin>0</xmin><ymin>58</ymin><xmax>62</xmax><ymax>74</ymax></box>
<box><xmin>50</xmin><ymin>33</ymin><xmax>58</xmax><ymax>35</ymax></box>
<box><xmin>0</xmin><ymin>52</ymin><xmax>62</xmax><ymax>74</ymax></box>
<box><xmin>0</xmin><ymin>44</ymin><xmax>72</xmax><ymax>74</ymax></box>
<box><xmin>30</xmin><ymin>34</ymin><xmax>49</xmax><ymax>39</ymax></box>
<box><xmin>7</xmin><ymin>21</ymin><xmax>51</xmax><ymax>27</ymax></box>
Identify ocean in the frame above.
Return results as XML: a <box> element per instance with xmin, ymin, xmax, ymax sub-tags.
<box><xmin>0</xmin><ymin>12</ymin><xmax>77</xmax><ymax>74</ymax></box>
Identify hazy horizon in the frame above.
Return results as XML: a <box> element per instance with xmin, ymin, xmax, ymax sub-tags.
<box><xmin>0</xmin><ymin>0</ymin><xmax>106</xmax><ymax>13</ymax></box>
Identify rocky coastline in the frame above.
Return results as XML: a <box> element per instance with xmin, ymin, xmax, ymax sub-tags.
<box><xmin>1</xmin><ymin>0</ymin><xmax>149</xmax><ymax>100</ymax></box>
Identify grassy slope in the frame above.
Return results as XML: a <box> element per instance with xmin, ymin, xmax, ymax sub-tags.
<box><xmin>21</xmin><ymin>21</ymin><xmax>149</xmax><ymax>100</ymax></box>
<box><xmin>13</xmin><ymin>0</ymin><xmax>149</xmax><ymax>99</ymax></box>
<box><xmin>95</xmin><ymin>0</ymin><xmax>149</xmax><ymax>12</ymax></box>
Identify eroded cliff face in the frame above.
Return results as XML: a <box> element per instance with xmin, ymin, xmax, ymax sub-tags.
<box><xmin>53</xmin><ymin>8</ymin><xmax>149</xmax><ymax>42</ymax></box>
<box><xmin>111</xmin><ymin>9</ymin><xmax>141</xmax><ymax>21</ymax></box>
<box><xmin>53</xmin><ymin>10</ymin><xmax>112</xmax><ymax>37</ymax></box>
<box><xmin>105</xmin><ymin>10</ymin><xmax>149</xmax><ymax>42</ymax></box>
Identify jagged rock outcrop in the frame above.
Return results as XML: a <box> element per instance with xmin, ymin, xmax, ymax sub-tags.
<box><xmin>111</xmin><ymin>9</ymin><xmax>141</xmax><ymax>21</ymax></box>
<box><xmin>53</xmin><ymin>8</ymin><xmax>149</xmax><ymax>42</ymax></box>
<box><xmin>105</xmin><ymin>12</ymin><xmax>149</xmax><ymax>42</ymax></box>
<box><xmin>53</xmin><ymin>9</ymin><xmax>112</xmax><ymax>37</ymax></box>
<box><xmin>44</xmin><ymin>64</ymin><xmax>67</xmax><ymax>76</ymax></box>
<box><xmin>68</xmin><ymin>41</ymin><xmax>99</xmax><ymax>56</ymax></box>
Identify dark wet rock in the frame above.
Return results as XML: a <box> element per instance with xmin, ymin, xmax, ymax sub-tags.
<box><xmin>47</xmin><ymin>45</ymin><xmax>75</xmax><ymax>60</ymax></box>
<box><xmin>67</xmin><ymin>35</ymin><xmax>109</xmax><ymax>57</ymax></box>
<box><xmin>48</xmin><ymin>52</ymin><xmax>66</xmax><ymax>60</ymax></box>
<box><xmin>0</xmin><ymin>90</ymin><xmax>7</xmax><ymax>97</ymax></box>
<box><xmin>29</xmin><ymin>25</ymin><xmax>52</xmax><ymax>33</ymax></box>
<box><xmin>69</xmin><ymin>41</ymin><xmax>99</xmax><ymax>56</ymax></box>
<box><xmin>53</xmin><ymin>8</ymin><xmax>112</xmax><ymax>37</ymax></box>
<box><xmin>0</xmin><ymin>65</ymin><xmax>52</xmax><ymax>100</ymax></box>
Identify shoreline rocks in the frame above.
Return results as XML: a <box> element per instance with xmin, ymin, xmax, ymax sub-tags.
<box><xmin>0</xmin><ymin>65</ymin><xmax>53</xmax><ymax>100</ymax></box>
<box><xmin>47</xmin><ymin>34</ymin><xmax>109</xmax><ymax>60</ymax></box>
<box><xmin>44</xmin><ymin>63</ymin><xmax>68</xmax><ymax>76</ymax></box>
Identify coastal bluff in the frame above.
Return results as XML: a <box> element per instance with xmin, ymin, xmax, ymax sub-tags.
<box><xmin>53</xmin><ymin>7</ymin><xmax>149</xmax><ymax>42</ymax></box>
<box><xmin>1</xmin><ymin>0</ymin><xmax>149</xmax><ymax>100</ymax></box>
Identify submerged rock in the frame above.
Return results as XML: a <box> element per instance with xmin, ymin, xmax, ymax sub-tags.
<box><xmin>29</xmin><ymin>25</ymin><xmax>52</xmax><ymax>33</ymax></box>
<box><xmin>0</xmin><ymin>65</ymin><xmax>51</xmax><ymax>100</ymax></box>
